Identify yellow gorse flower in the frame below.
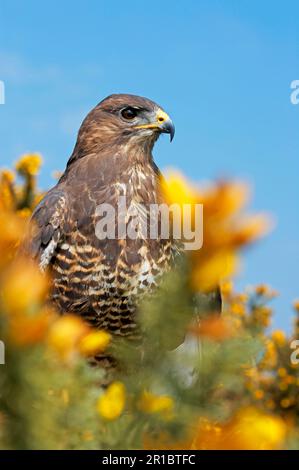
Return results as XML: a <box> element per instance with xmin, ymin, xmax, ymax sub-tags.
<box><xmin>272</xmin><ymin>330</ymin><xmax>286</xmax><ymax>347</ymax></box>
<box><xmin>15</xmin><ymin>153</ymin><xmax>42</xmax><ymax>176</ymax></box>
<box><xmin>48</xmin><ymin>319</ymin><xmax>111</xmax><ymax>359</ymax></box>
<box><xmin>254</xmin><ymin>389</ymin><xmax>265</xmax><ymax>400</ymax></box>
<box><xmin>255</xmin><ymin>284</ymin><xmax>278</xmax><ymax>297</ymax></box>
<box><xmin>0</xmin><ymin>211</ymin><xmax>27</xmax><ymax>268</ymax></box>
<box><xmin>0</xmin><ymin>170</ymin><xmax>16</xmax><ymax>210</ymax></box>
<box><xmin>162</xmin><ymin>172</ymin><xmax>271</xmax><ymax>292</ymax></box>
<box><xmin>97</xmin><ymin>382</ymin><xmax>126</xmax><ymax>421</ymax></box>
<box><xmin>7</xmin><ymin>307</ymin><xmax>51</xmax><ymax>347</ymax></box>
<box><xmin>1</xmin><ymin>169</ymin><xmax>15</xmax><ymax>183</ymax></box>
<box><xmin>277</xmin><ymin>367</ymin><xmax>287</xmax><ymax>378</ymax></box>
<box><xmin>231</xmin><ymin>301</ymin><xmax>246</xmax><ymax>317</ymax></box>
<box><xmin>191</xmin><ymin>315</ymin><xmax>237</xmax><ymax>341</ymax></box>
<box><xmin>138</xmin><ymin>391</ymin><xmax>174</xmax><ymax>420</ymax></box>
<box><xmin>79</xmin><ymin>330</ymin><xmax>111</xmax><ymax>356</ymax></box>
<box><xmin>161</xmin><ymin>170</ymin><xmax>200</xmax><ymax>207</ymax></box>
<box><xmin>193</xmin><ymin>407</ymin><xmax>287</xmax><ymax>450</ymax></box>
<box><xmin>220</xmin><ymin>280</ymin><xmax>234</xmax><ymax>298</ymax></box>
<box><xmin>2</xmin><ymin>260</ymin><xmax>49</xmax><ymax>314</ymax></box>
<box><xmin>47</xmin><ymin>315</ymin><xmax>89</xmax><ymax>360</ymax></box>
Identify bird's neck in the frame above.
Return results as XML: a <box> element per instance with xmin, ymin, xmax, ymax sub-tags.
<box><xmin>61</xmin><ymin>138</ymin><xmax>160</xmax><ymax>196</ymax></box>
<box><xmin>118</xmin><ymin>136</ymin><xmax>157</xmax><ymax>165</ymax></box>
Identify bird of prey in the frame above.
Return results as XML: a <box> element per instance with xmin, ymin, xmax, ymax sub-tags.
<box><xmin>24</xmin><ymin>94</ymin><xmax>179</xmax><ymax>343</ymax></box>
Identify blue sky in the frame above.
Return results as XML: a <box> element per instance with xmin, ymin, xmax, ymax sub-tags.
<box><xmin>0</xmin><ymin>0</ymin><xmax>298</xmax><ymax>330</ymax></box>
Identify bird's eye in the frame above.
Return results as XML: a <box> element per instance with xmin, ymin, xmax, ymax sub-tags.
<box><xmin>121</xmin><ymin>107</ymin><xmax>138</xmax><ymax>120</ymax></box>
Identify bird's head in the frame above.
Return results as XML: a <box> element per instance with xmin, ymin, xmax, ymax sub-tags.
<box><xmin>98</xmin><ymin>94</ymin><xmax>175</xmax><ymax>143</ymax></box>
<box><xmin>71</xmin><ymin>94</ymin><xmax>175</xmax><ymax>162</ymax></box>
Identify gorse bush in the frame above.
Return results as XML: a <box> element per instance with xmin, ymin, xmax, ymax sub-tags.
<box><xmin>0</xmin><ymin>155</ymin><xmax>299</xmax><ymax>450</ymax></box>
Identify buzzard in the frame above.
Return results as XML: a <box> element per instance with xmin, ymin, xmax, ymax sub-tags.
<box><xmin>24</xmin><ymin>94</ymin><xmax>179</xmax><ymax>342</ymax></box>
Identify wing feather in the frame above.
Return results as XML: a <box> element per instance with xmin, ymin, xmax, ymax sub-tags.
<box><xmin>21</xmin><ymin>189</ymin><xmax>69</xmax><ymax>271</ymax></box>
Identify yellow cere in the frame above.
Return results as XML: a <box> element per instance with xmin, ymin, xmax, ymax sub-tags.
<box><xmin>136</xmin><ymin>109</ymin><xmax>171</xmax><ymax>130</ymax></box>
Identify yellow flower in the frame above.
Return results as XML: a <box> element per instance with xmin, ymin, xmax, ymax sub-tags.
<box><xmin>285</xmin><ymin>375</ymin><xmax>295</xmax><ymax>385</ymax></box>
<box><xmin>220</xmin><ymin>280</ymin><xmax>234</xmax><ymax>298</ymax></box>
<box><xmin>229</xmin><ymin>214</ymin><xmax>272</xmax><ymax>247</ymax></box>
<box><xmin>278</xmin><ymin>367</ymin><xmax>287</xmax><ymax>378</ymax></box>
<box><xmin>163</xmin><ymin>173</ymin><xmax>270</xmax><ymax>292</ymax></box>
<box><xmin>97</xmin><ymin>382</ymin><xmax>126</xmax><ymax>421</ymax></box>
<box><xmin>234</xmin><ymin>293</ymin><xmax>248</xmax><ymax>303</ymax></box>
<box><xmin>138</xmin><ymin>391</ymin><xmax>174</xmax><ymax>420</ymax></box>
<box><xmin>7</xmin><ymin>307</ymin><xmax>51</xmax><ymax>347</ymax></box>
<box><xmin>17</xmin><ymin>208</ymin><xmax>31</xmax><ymax>219</ymax></box>
<box><xmin>254</xmin><ymin>306</ymin><xmax>272</xmax><ymax>328</ymax></box>
<box><xmin>79</xmin><ymin>330</ymin><xmax>111</xmax><ymax>356</ymax></box>
<box><xmin>254</xmin><ymin>389</ymin><xmax>265</xmax><ymax>400</ymax></box>
<box><xmin>234</xmin><ymin>408</ymin><xmax>286</xmax><ymax>450</ymax></box>
<box><xmin>0</xmin><ymin>170</ymin><xmax>16</xmax><ymax>210</ymax></box>
<box><xmin>15</xmin><ymin>153</ymin><xmax>42</xmax><ymax>176</ymax></box>
<box><xmin>2</xmin><ymin>260</ymin><xmax>49</xmax><ymax>314</ymax></box>
<box><xmin>261</xmin><ymin>340</ymin><xmax>277</xmax><ymax>368</ymax></box>
<box><xmin>191</xmin><ymin>315</ymin><xmax>237</xmax><ymax>342</ymax></box>
<box><xmin>205</xmin><ymin>181</ymin><xmax>250</xmax><ymax>216</ymax></box>
<box><xmin>0</xmin><ymin>212</ymin><xmax>27</xmax><ymax>268</ymax></box>
<box><xmin>161</xmin><ymin>170</ymin><xmax>199</xmax><ymax>207</ymax></box>
<box><xmin>271</xmin><ymin>330</ymin><xmax>286</xmax><ymax>347</ymax></box>
<box><xmin>293</xmin><ymin>300</ymin><xmax>299</xmax><ymax>312</ymax></box>
<box><xmin>193</xmin><ymin>407</ymin><xmax>287</xmax><ymax>450</ymax></box>
<box><xmin>47</xmin><ymin>315</ymin><xmax>89</xmax><ymax>359</ymax></box>
<box><xmin>255</xmin><ymin>284</ymin><xmax>278</xmax><ymax>297</ymax></box>
<box><xmin>191</xmin><ymin>249</ymin><xmax>239</xmax><ymax>292</ymax></box>
<box><xmin>231</xmin><ymin>301</ymin><xmax>246</xmax><ymax>317</ymax></box>
<box><xmin>1</xmin><ymin>169</ymin><xmax>15</xmax><ymax>183</ymax></box>
<box><xmin>244</xmin><ymin>367</ymin><xmax>258</xmax><ymax>379</ymax></box>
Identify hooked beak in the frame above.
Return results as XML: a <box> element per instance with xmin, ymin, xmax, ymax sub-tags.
<box><xmin>159</xmin><ymin>115</ymin><xmax>175</xmax><ymax>142</ymax></box>
<box><xmin>135</xmin><ymin>108</ymin><xmax>175</xmax><ymax>142</ymax></box>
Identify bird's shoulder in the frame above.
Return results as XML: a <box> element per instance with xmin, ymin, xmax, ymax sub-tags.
<box><xmin>21</xmin><ymin>186</ymin><xmax>69</xmax><ymax>269</ymax></box>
